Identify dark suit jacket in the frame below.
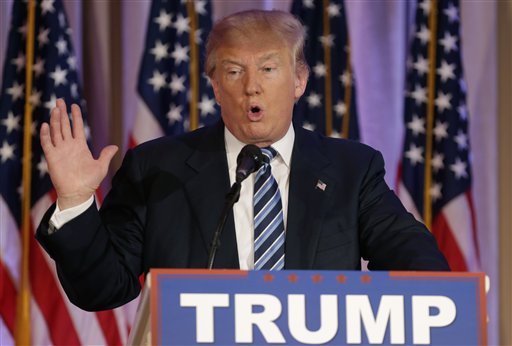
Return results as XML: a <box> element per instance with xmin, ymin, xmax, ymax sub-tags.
<box><xmin>36</xmin><ymin>121</ymin><xmax>449</xmax><ymax>311</ymax></box>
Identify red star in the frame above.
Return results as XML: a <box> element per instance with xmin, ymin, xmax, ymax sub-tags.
<box><xmin>263</xmin><ymin>274</ymin><xmax>274</xmax><ymax>282</ymax></box>
<box><xmin>336</xmin><ymin>274</ymin><xmax>347</xmax><ymax>283</ymax></box>
<box><xmin>360</xmin><ymin>274</ymin><xmax>372</xmax><ymax>284</ymax></box>
<box><xmin>288</xmin><ymin>274</ymin><xmax>299</xmax><ymax>283</ymax></box>
<box><xmin>311</xmin><ymin>274</ymin><xmax>323</xmax><ymax>283</ymax></box>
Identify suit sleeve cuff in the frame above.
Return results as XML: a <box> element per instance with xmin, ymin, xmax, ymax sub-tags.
<box><xmin>49</xmin><ymin>196</ymin><xmax>95</xmax><ymax>233</ymax></box>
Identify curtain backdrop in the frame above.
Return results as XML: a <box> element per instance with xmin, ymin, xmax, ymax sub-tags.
<box><xmin>0</xmin><ymin>1</ymin><xmax>498</xmax><ymax>344</ymax></box>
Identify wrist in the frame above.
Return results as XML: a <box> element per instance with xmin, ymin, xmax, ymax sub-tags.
<box><xmin>57</xmin><ymin>194</ymin><xmax>94</xmax><ymax>210</ymax></box>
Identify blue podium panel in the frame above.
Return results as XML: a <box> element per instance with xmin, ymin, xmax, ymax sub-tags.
<box><xmin>151</xmin><ymin>269</ymin><xmax>486</xmax><ymax>345</ymax></box>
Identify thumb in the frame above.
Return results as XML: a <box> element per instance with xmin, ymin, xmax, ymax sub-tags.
<box><xmin>97</xmin><ymin>145</ymin><xmax>119</xmax><ymax>169</ymax></box>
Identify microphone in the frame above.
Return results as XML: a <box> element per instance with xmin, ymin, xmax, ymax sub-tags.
<box><xmin>207</xmin><ymin>144</ymin><xmax>264</xmax><ymax>269</ymax></box>
<box><xmin>235</xmin><ymin>144</ymin><xmax>265</xmax><ymax>183</ymax></box>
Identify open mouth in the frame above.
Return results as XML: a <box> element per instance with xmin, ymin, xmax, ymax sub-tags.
<box><xmin>250</xmin><ymin>106</ymin><xmax>261</xmax><ymax>114</ymax></box>
<box><xmin>247</xmin><ymin>104</ymin><xmax>263</xmax><ymax>121</ymax></box>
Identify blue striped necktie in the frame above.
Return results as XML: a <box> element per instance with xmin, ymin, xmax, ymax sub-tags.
<box><xmin>253</xmin><ymin>147</ymin><xmax>285</xmax><ymax>270</ymax></box>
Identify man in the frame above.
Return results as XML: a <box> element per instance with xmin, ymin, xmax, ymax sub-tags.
<box><xmin>37</xmin><ymin>10</ymin><xmax>449</xmax><ymax>311</ymax></box>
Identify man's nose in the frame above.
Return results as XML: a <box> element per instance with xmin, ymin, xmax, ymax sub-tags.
<box><xmin>244</xmin><ymin>70</ymin><xmax>262</xmax><ymax>95</ymax></box>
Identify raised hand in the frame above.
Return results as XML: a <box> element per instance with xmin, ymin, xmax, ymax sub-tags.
<box><xmin>40</xmin><ymin>99</ymin><xmax>118</xmax><ymax>210</ymax></box>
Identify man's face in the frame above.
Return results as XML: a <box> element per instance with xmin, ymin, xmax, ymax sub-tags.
<box><xmin>211</xmin><ymin>40</ymin><xmax>307</xmax><ymax>147</ymax></box>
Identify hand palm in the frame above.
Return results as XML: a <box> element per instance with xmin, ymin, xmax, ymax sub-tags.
<box><xmin>40</xmin><ymin>100</ymin><xmax>118</xmax><ymax>209</ymax></box>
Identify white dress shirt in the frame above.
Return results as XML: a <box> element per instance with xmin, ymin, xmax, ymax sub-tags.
<box><xmin>49</xmin><ymin>124</ymin><xmax>295</xmax><ymax>269</ymax></box>
<box><xmin>225</xmin><ymin>124</ymin><xmax>294</xmax><ymax>269</ymax></box>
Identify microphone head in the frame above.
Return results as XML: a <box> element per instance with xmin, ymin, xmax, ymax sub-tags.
<box><xmin>235</xmin><ymin>144</ymin><xmax>265</xmax><ymax>183</ymax></box>
<box><xmin>237</xmin><ymin>144</ymin><xmax>264</xmax><ymax>165</ymax></box>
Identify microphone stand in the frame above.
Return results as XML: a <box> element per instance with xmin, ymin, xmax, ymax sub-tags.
<box><xmin>207</xmin><ymin>182</ymin><xmax>241</xmax><ymax>269</ymax></box>
<box><xmin>207</xmin><ymin>144</ymin><xmax>264</xmax><ymax>269</ymax></box>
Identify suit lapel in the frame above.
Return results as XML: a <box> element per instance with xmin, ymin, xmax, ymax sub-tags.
<box><xmin>183</xmin><ymin>123</ymin><xmax>240</xmax><ymax>269</ymax></box>
<box><xmin>285</xmin><ymin>127</ymin><xmax>335</xmax><ymax>269</ymax></box>
<box><xmin>181</xmin><ymin>124</ymin><xmax>334</xmax><ymax>270</ymax></box>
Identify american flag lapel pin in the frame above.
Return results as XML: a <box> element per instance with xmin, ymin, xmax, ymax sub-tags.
<box><xmin>316</xmin><ymin>180</ymin><xmax>327</xmax><ymax>191</ymax></box>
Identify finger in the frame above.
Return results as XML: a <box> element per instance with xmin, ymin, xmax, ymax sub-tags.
<box><xmin>49</xmin><ymin>106</ymin><xmax>63</xmax><ymax>146</ymax></box>
<box><xmin>98</xmin><ymin>145</ymin><xmax>119</xmax><ymax>172</ymax></box>
<box><xmin>40</xmin><ymin>123</ymin><xmax>54</xmax><ymax>153</ymax></box>
<box><xmin>70</xmin><ymin>103</ymin><xmax>86</xmax><ymax>141</ymax></box>
<box><xmin>57</xmin><ymin>99</ymin><xmax>72</xmax><ymax>140</ymax></box>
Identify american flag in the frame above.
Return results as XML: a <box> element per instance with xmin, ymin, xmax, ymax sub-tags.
<box><xmin>398</xmin><ymin>0</ymin><xmax>479</xmax><ymax>271</ymax></box>
<box><xmin>130</xmin><ymin>0</ymin><xmax>218</xmax><ymax>147</ymax></box>
<box><xmin>291</xmin><ymin>0</ymin><xmax>359</xmax><ymax>140</ymax></box>
<box><xmin>0</xmin><ymin>0</ymin><xmax>129</xmax><ymax>344</ymax></box>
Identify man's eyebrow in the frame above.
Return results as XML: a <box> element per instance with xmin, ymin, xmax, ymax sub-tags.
<box><xmin>220</xmin><ymin>59</ymin><xmax>243</xmax><ymax>67</ymax></box>
<box><xmin>257</xmin><ymin>52</ymin><xmax>281</xmax><ymax>63</ymax></box>
<box><xmin>219</xmin><ymin>52</ymin><xmax>282</xmax><ymax>67</ymax></box>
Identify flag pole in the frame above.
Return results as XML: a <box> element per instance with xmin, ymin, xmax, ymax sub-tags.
<box><xmin>424</xmin><ymin>0</ymin><xmax>438</xmax><ymax>230</ymax></box>
<box><xmin>16</xmin><ymin>0</ymin><xmax>36</xmax><ymax>344</ymax></box>
<box><xmin>342</xmin><ymin>40</ymin><xmax>353</xmax><ymax>139</ymax></box>
<box><xmin>322</xmin><ymin>0</ymin><xmax>333</xmax><ymax>137</ymax></box>
<box><xmin>187</xmin><ymin>0</ymin><xmax>199</xmax><ymax>131</ymax></box>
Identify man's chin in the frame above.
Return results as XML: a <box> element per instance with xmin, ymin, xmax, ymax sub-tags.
<box><xmin>244</xmin><ymin>130</ymin><xmax>284</xmax><ymax>147</ymax></box>
<box><xmin>238</xmin><ymin>132</ymin><xmax>273</xmax><ymax>147</ymax></box>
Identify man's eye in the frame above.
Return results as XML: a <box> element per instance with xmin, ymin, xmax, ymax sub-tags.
<box><xmin>263</xmin><ymin>67</ymin><xmax>275</xmax><ymax>73</ymax></box>
<box><xmin>227</xmin><ymin>70</ymin><xmax>241</xmax><ymax>78</ymax></box>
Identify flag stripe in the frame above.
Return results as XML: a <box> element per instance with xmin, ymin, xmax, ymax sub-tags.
<box><xmin>0</xmin><ymin>260</ymin><xmax>16</xmax><ymax>335</ymax></box>
<box><xmin>0</xmin><ymin>196</ymin><xmax>20</xmax><ymax>343</ymax></box>
<box><xmin>0</xmin><ymin>198</ymin><xmax>21</xmax><ymax>286</ymax></box>
<box><xmin>30</xmin><ymin>297</ymin><xmax>52</xmax><ymax>346</ymax></box>
<box><xmin>97</xmin><ymin>310</ymin><xmax>123</xmax><ymax>346</ymax></box>
<box><xmin>32</xmin><ymin>195</ymin><xmax>111</xmax><ymax>346</ymax></box>
<box><xmin>465</xmin><ymin>190</ymin><xmax>480</xmax><ymax>260</ymax></box>
<box><xmin>0</xmin><ymin>317</ymin><xmax>15</xmax><ymax>346</ymax></box>
<box><xmin>432</xmin><ymin>212</ymin><xmax>467</xmax><ymax>271</ymax></box>
<box><xmin>442</xmin><ymin>193</ymin><xmax>479</xmax><ymax>270</ymax></box>
<box><xmin>28</xmin><ymin>232</ymin><xmax>81</xmax><ymax>345</ymax></box>
<box><xmin>397</xmin><ymin>181</ymin><xmax>422</xmax><ymax>221</ymax></box>
<box><xmin>130</xmin><ymin>96</ymin><xmax>165</xmax><ymax>147</ymax></box>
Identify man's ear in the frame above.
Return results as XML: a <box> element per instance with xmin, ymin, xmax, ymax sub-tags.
<box><xmin>294</xmin><ymin>68</ymin><xmax>308</xmax><ymax>100</ymax></box>
<box><xmin>210</xmin><ymin>77</ymin><xmax>221</xmax><ymax>106</ymax></box>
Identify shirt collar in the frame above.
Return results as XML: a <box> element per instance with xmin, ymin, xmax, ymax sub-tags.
<box><xmin>224</xmin><ymin>123</ymin><xmax>295</xmax><ymax>170</ymax></box>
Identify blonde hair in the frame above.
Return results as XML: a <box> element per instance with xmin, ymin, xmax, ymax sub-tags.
<box><xmin>205</xmin><ymin>9</ymin><xmax>310</xmax><ymax>78</ymax></box>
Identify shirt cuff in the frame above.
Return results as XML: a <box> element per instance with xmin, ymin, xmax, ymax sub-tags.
<box><xmin>49</xmin><ymin>196</ymin><xmax>95</xmax><ymax>233</ymax></box>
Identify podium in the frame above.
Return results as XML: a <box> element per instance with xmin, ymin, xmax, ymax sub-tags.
<box><xmin>128</xmin><ymin>269</ymin><xmax>486</xmax><ymax>345</ymax></box>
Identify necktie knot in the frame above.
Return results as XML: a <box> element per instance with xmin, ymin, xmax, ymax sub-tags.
<box><xmin>261</xmin><ymin>147</ymin><xmax>277</xmax><ymax>164</ymax></box>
